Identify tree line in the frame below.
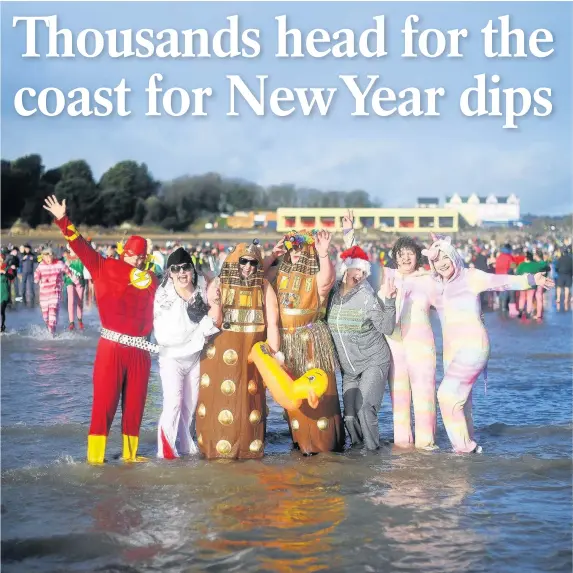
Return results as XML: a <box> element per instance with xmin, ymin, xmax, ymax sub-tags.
<box><xmin>1</xmin><ymin>154</ymin><xmax>380</xmax><ymax>231</ymax></box>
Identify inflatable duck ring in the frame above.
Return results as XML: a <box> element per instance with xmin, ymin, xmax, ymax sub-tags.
<box><xmin>248</xmin><ymin>342</ymin><xmax>328</xmax><ymax>411</ymax></box>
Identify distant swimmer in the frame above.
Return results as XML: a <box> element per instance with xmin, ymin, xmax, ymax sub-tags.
<box><xmin>0</xmin><ymin>251</ymin><xmax>17</xmax><ymax>333</ymax></box>
<box><xmin>34</xmin><ymin>247</ymin><xmax>79</xmax><ymax>336</ymax></box>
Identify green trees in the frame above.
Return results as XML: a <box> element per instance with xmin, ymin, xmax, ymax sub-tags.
<box><xmin>1</xmin><ymin>155</ymin><xmax>57</xmax><ymax>229</ymax></box>
<box><xmin>1</xmin><ymin>154</ymin><xmax>380</xmax><ymax>230</ymax></box>
<box><xmin>55</xmin><ymin>160</ymin><xmax>101</xmax><ymax>225</ymax></box>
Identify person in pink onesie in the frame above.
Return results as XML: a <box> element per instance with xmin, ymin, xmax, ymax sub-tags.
<box><xmin>34</xmin><ymin>247</ymin><xmax>78</xmax><ymax>336</ymax></box>
<box><xmin>422</xmin><ymin>235</ymin><xmax>554</xmax><ymax>453</ymax></box>
<box><xmin>380</xmin><ymin>256</ymin><xmax>438</xmax><ymax>450</ymax></box>
<box><xmin>343</xmin><ymin>214</ymin><xmax>438</xmax><ymax>449</ymax></box>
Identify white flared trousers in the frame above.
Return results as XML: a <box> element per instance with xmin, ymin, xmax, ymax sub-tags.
<box><xmin>157</xmin><ymin>354</ymin><xmax>200</xmax><ymax>458</ymax></box>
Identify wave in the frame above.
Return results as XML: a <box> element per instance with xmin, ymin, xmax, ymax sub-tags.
<box><xmin>1</xmin><ymin>324</ymin><xmax>94</xmax><ymax>342</ymax></box>
<box><xmin>529</xmin><ymin>353</ymin><xmax>573</xmax><ymax>360</ymax></box>
<box><xmin>482</xmin><ymin>422</ymin><xmax>573</xmax><ymax>437</ymax></box>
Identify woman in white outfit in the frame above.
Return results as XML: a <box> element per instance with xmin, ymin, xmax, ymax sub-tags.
<box><xmin>153</xmin><ymin>247</ymin><xmax>222</xmax><ymax>459</ymax></box>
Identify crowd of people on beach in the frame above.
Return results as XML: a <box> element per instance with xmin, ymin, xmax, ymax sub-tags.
<box><xmin>1</xmin><ymin>197</ymin><xmax>569</xmax><ymax>463</ymax></box>
<box><xmin>2</xmin><ymin>227</ymin><xmax>571</xmax><ymax>333</ymax></box>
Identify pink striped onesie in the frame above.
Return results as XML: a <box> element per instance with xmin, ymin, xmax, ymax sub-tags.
<box><xmin>34</xmin><ymin>260</ymin><xmax>77</xmax><ymax>334</ymax></box>
<box><xmin>382</xmin><ymin>268</ymin><xmax>438</xmax><ymax>449</ymax></box>
<box><xmin>423</xmin><ymin>237</ymin><xmax>534</xmax><ymax>453</ymax></box>
<box><xmin>342</xmin><ymin>229</ymin><xmax>438</xmax><ymax>449</ymax></box>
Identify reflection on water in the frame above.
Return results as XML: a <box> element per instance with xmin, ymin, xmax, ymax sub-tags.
<box><xmin>368</xmin><ymin>459</ymin><xmax>482</xmax><ymax>573</ymax></box>
<box><xmin>198</xmin><ymin>463</ymin><xmax>346</xmax><ymax>572</ymax></box>
<box><xmin>1</xmin><ymin>286</ymin><xmax>572</xmax><ymax>573</ymax></box>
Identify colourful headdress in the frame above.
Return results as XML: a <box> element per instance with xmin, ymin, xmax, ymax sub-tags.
<box><xmin>284</xmin><ymin>229</ymin><xmax>318</xmax><ymax>251</ymax></box>
<box><xmin>280</xmin><ymin>230</ymin><xmax>320</xmax><ymax>276</ymax></box>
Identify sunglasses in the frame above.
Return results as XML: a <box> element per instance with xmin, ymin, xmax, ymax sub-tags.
<box><xmin>170</xmin><ymin>263</ymin><xmax>193</xmax><ymax>274</ymax></box>
<box><xmin>239</xmin><ymin>257</ymin><xmax>259</xmax><ymax>267</ymax></box>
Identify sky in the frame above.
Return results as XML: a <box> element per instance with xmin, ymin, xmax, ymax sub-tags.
<box><xmin>1</xmin><ymin>1</ymin><xmax>572</xmax><ymax>215</ymax></box>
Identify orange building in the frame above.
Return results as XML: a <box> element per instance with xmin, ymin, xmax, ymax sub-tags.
<box><xmin>226</xmin><ymin>211</ymin><xmax>277</xmax><ymax>230</ymax></box>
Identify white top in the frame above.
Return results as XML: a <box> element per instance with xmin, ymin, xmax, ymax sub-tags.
<box><xmin>153</xmin><ymin>278</ymin><xmax>218</xmax><ymax>359</ymax></box>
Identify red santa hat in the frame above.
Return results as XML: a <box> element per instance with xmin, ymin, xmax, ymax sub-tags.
<box><xmin>340</xmin><ymin>245</ymin><xmax>371</xmax><ymax>276</ymax></box>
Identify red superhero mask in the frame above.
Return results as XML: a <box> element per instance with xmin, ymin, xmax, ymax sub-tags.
<box><xmin>123</xmin><ymin>236</ymin><xmax>147</xmax><ymax>258</ymax></box>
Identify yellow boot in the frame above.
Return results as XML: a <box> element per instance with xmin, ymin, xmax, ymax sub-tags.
<box><xmin>87</xmin><ymin>435</ymin><xmax>107</xmax><ymax>464</ymax></box>
<box><xmin>122</xmin><ymin>434</ymin><xmax>149</xmax><ymax>463</ymax></box>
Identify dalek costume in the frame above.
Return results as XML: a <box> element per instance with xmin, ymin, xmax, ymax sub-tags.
<box><xmin>196</xmin><ymin>242</ymin><xmax>268</xmax><ymax>459</ymax></box>
<box><xmin>276</xmin><ymin>237</ymin><xmax>345</xmax><ymax>454</ymax></box>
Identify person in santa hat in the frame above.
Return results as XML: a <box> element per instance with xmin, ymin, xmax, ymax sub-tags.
<box><xmin>342</xmin><ymin>211</ymin><xmax>442</xmax><ymax>451</ymax></box>
<box><xmin>326</xmin><ymin>243</ymin><xmax>397</xmax><ymax>450</ymax></box>
<box><xmin>43</xmin><ymin>195</ymin><xmax>159</xmax><ymax>464</ymax></box>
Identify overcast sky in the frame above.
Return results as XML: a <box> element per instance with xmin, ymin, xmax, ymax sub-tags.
<box><xmin>2</xmin><ymin>1</ymin><xmax>571</xmax><ymax>215</ymax></box>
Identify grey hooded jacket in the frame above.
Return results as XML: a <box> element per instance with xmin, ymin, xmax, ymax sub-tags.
<box><xmin>326</xmin><ymin>279</ymin><xmax>396</xmax><ymax>375</ymax></box>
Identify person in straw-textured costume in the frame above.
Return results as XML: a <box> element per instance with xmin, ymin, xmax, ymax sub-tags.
<box><xmin>196</xmin><ymin>240</ymin><xmax>280</xmax><ymax>460</ymax></box>
<box><xmin>265</xmin><ymin>229</ymin><xmax>345</xmax><ymax>454</ymax></box>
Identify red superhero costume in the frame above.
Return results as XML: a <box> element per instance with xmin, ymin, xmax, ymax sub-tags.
<box><xmin>55</xmin><ymin>216</ymin><xmax>158</xmax><ymax>463</ymax></box>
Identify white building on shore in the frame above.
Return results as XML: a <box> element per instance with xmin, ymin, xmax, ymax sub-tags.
<box><xmin>444</xmin><ymin>193</ymin><xmax>520</xmax><ymax>226</ymax></box>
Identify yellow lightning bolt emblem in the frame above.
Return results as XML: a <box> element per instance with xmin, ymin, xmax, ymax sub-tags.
<box><xmin>129</xmin><ymin>268</ymin><xmax>152</xmax><ymax>290</ymax></box>
<box><xmin>65</xmin><ymin>224</ymin><xmax>80</xmax><ymax>242</ymax></box>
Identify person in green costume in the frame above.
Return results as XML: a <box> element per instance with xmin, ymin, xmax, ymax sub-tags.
<box><xmin>516</xmin><ymin>250</ymin><xmax>551</xmax><ymax>319</ymax></box>
<box><xmin>1</xmin><ymin>251</ymin><xmax>16</xmax><ymax>332</ymax></box>
<box><xmin>64</xmin><ymin>246</ymin><xmax>86</xmax><ymax>331</ymax></box>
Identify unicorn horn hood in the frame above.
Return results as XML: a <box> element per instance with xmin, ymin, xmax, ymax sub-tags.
<box><xmin>421</xmin><ymin>234</ymin><xmax>466</xmax><ymax>282</ymax></box>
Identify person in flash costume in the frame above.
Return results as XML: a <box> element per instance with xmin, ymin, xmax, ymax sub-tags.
<box><xmin>43</xmin><ymin>195</ymin><xmax>158</xmax><ymax>464</ymax></box>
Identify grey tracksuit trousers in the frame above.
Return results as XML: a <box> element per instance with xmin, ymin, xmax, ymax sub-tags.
<box><xmin>343</xmin><ymin>363</ymin><xmax>390</xmax><ymax>450</ymax></box>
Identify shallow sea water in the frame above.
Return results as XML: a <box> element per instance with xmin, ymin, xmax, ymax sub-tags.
<box><xmin>1</xmin><ymin>275</ymin><xmax>571</xmax><ymax>573</ymax></box>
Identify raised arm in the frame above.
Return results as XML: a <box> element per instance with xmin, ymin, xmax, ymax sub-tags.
<box><xmin>342</xmin><ymin>209</ymin><xmax>356</xmax><ymax>249</ymax></box>
<box><xmin>43</xmin><ymin>195</ymin><xmax>104</xmax><ymax>280</ymax></box>
<box><xmin>315</xmin><ymin>231</ymin><xmax>336</xmax><ymax>299</ymax></box>
<box><xmin>263</xmin><ymin>238</ymin><xmax>287</xmax><ymax>286</ymax></box>
<box><xmin>469</xmin><ymin>268</ymin><xmax>554</xmax><ymax>294</ymax></box>
<box><xmin>263</xmin><ymin>279</ymin><xmax>280</xmax><ymax>354</ymax></box>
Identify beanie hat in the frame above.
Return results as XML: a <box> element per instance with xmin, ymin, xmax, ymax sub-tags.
<box><xmin>165</xmin><ymin>247</ymin><xmax>197</xmax><ymax>287</ymax></box>
<box><xmin>123</xmin><ymin>235</ymin><xmax>147</xmax><ymax>257</ymax></box>
<box><xmin>340</xmin><ymin>246</ymin><xmax>371</xmax><ymax>276</ymax></box>
<box><xmin>166</xmin><ymin>247</ymin><xmax>193</xmax><ymax>268</ymax></box>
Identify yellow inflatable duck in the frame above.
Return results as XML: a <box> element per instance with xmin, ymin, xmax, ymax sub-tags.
<box><xmin>248</xmin><ymin>342</ymin><xmax>328</xmax><ymax>411</ymax></box>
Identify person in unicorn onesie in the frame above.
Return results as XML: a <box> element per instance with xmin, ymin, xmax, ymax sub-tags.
<box><xmin>342</xmin><ymin>213</ymin><xmax>439</xmax><ymax>450</ymax></box>
<box><xmin>422</xmin><ymin>235</ymin><xmax>554</xmax><ymax>453</ymax></box>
